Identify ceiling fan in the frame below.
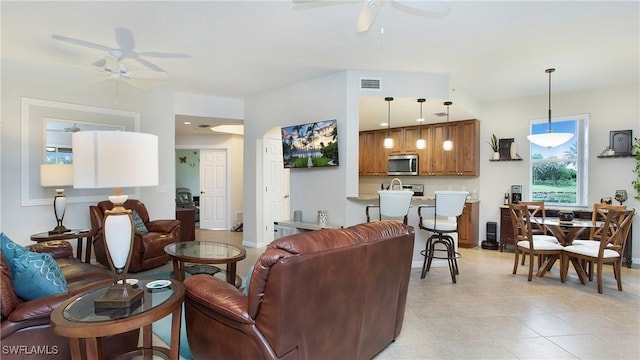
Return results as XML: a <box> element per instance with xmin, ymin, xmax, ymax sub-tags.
<box><xmin>52</xmin><ymin>27</ymin><xmax>190</xmax><ymax>79</ymax></box>
<box><xmin>64</xmin><ymin>123</ymin><xmax>81</xmax><ymax>132</ymax></box>
<box><xmin>294</xmin><ymin>0</ymin><xmax>451</xmax><ymax>33</ymax></box>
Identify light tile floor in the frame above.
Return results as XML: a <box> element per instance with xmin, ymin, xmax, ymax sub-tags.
<box><xmin>152</xmin><ymin>229</ymin><xmax>640</xmax><ymax>360</ymax></box>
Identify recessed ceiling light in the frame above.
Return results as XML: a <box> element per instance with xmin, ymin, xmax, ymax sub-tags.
<box><xmin>183</xmin><ymin>121</ymin><xmax>192</xmax><ymax>125</ymax></box>
<box><xmin>380</xmin><ymin>122</ymin><xmax>388</xmax><ymax>127</ymax></box>
<box><xmin>210</xmin><ymin>124</ymin><xmax>244</xmax><ymax>135</ymax></box>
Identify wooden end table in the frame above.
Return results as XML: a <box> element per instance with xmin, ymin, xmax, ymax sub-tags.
<box><xmin>164</xmin><ymin>241</ymin><xmax>246</xmax><ymax>286</ymax></box>
<box><xmin>31</xmin><ymin>229</ymin><xmax>93</xmax><ymax>263</ymax></box>
<box><xmin>51</xmin><ymin>279</ymin><xmax>184</xmax><ymax>360</ymax></box>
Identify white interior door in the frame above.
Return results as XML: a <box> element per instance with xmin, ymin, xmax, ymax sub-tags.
<box><xmin>263</xmin><ymin>137</ymin><xmax>290</xmax><ymax>243</ymax></box>
<box><xmin>199</xmin><ymin>149</ymin><xmax>227</xmax><ymax>230</ymax></box>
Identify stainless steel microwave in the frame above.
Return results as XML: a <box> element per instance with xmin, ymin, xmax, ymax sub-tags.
<box><xmin>388</xmin><ymin>155</ymin><xmax>418</xmax><ymax>176</ymax></box>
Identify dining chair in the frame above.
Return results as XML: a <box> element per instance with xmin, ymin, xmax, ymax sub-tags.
<box><xmin>562</xmin><ymin>208</ymin><xmax>634</xmax><ymax>294</ymax></box>
<box><xmin>509</xmin><ymin>203</ymin><xmax>565</xmax><ymax>281</ymax></box>
<box><xmin>417</xmin><ymin>190</ymin><xmax>468</xmax><ymax>283</ymax></box>
<box><xmin>571</xmin><ymin>203</ymin><xmax>626</xmax><ymax>280</ymax></box>
<box><xmin>365</xmin><ymin>189</ymin><xmax>413</xmax><ymax>225</ymax></box>
<box><xmin>515</xmin><ymin>201</ymin><xmax>558</xmax><ymax>267</ymax></box>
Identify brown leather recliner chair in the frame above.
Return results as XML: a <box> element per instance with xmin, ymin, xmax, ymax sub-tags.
<box><xmin>90</xmin><ymin>199</ymin><xmax>181</xmax><ymax>273</ymax></box>
<box><xmin>184</xmin><ymin>220</ymin><xmax>414</xmax><ymax>360</ymax></box>
<box><xmin>1</xmin><ymin>241</ymin><xmax>139</xmax><ymax>360</ymax></box>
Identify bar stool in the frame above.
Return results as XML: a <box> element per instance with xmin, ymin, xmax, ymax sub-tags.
<box><xmin>418</xmin><ymin>190</ymin><xmax>468</xmax><ymax>283</ymax></box>
<box><xmin>366</xmin><ymin>178</ymin><xmax>413</xmax><ymax>225</ymax></box>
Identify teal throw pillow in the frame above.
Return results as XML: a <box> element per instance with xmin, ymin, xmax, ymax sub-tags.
<box><xmin>0</xmin><ymin>232</ymin><xmax>28</xmax><ymax>263</ymax></box>
<box><xmin>132</xmin><ymin>210</ymin><xmax>149</xmax><ymax>234</ymax></box>
<box><xmin>242</xmin><ymin>265</ymin><xmax>254</xmax><ymax>296</ymax></box>
<box><xmin>1</xmin><ymin>233</ymin><xmax>67</xmax><ymax>300</ymax></box>
<box><xmin>11</xmin><ymin>250</ymin><xmax>68</xmax><ymax>301</ymax></box>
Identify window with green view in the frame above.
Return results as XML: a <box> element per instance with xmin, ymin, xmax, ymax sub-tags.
<box><xmin>529</xmin><ymin>115</ymin><xmax>588</xmax><ymax>206</ymax></box>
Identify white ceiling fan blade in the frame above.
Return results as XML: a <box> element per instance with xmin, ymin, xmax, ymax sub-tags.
<box><xmin>51</xmin><ymin>34</ymin><xmax>113</xmax><ymax>51</ymax></box>
<box><xmin>114</xmin><ymin>27</ymin><xmax>135</xmax><ymax>51</ymax></box>
<box><xmin>138</xmin><ymin>51</ymin><xmax>191</xmax><ymax>59</ymax></box>
<box><xmin>392</xmin><ymin>0</ymin><xmax>451</xmax><ymax>17</ymax></box>
<box><xmin>135</xmin><ymin>57</ymin><xmax>166</xmax><ymax>72</ymax></box>
<box><xmin>357</xmin><ymin>0</ymin><xmax>381</xmax><ymax>33</ymax></box>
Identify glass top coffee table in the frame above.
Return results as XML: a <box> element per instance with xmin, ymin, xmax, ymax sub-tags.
<box><xmin>51</xmin><ymin>279</ymin><xmax>184</xmax><ymax>360</ymax></box>
<box><xmin>164</xmin><ymin>241</ymin><xmax>246</xmax><ymax>286</ymax></box>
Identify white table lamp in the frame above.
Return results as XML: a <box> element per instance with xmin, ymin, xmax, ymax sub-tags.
<box><xmin>73</xmin><ymin>130</ymin><xmax>158</xmax><ymax>309</ymax></box>
<box><xmin>40</xmin><ymin>164</ymin><xmax>74</xmax><ymax>234</ymax></box>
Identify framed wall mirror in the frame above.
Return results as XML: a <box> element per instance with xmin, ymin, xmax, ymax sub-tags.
<box><xmin>21</xmin><ymin>97</ymin><xmax>140</xmax><ymax>206</ymax></box>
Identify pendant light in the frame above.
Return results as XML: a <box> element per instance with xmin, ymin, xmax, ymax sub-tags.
<box><xmin>442</xmin><ymin>101</ymin><xmax>453</xmax><ymax>151</ymax></box>
<box><xmin>416</xmin><ymin>98</ymin><xmax>426</xmax><ymax>150</ymax></box>
<box><xmin>527</xmin><ymin>68</ymin><xmax>574</xmax><ymax>148</ymax></box>
<box><xmin>383</xmin><ymin>97</ymin><xmax>394</xmax><ymax>149</ymax></box>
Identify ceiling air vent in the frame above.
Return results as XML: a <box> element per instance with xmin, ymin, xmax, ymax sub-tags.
<box><xmin>360</xmin><ymin>78</ymin><xmax>381</xmax><ymax>90</ymax></box>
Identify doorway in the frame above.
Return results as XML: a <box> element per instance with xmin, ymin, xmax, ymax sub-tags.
<box><xmin>199</xmin><ymin>149</ymin><xmax>228</xmax><ymax>230</ymax></box>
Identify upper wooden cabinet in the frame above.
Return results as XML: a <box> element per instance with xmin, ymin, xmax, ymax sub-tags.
<box><xmin>360</xmin><ymin>130</ymin><xmax>388</xmax><ymax>176</ymax></box>
<box><xmin>388</xmin><ymin>127</ymin><xmax>420</xmax><ymax>155</ymax></box>
<box><xmin>443</xmin><ymin>119</ymin><xmax>479</xmax><ymax>176</ymax></box>
<box><xmin>360</xmin><ymin>119</ymin><xmax>479</xmax><ymax>177</ymax></box>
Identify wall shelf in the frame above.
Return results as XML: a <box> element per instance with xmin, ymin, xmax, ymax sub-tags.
<box><xmin>489</xmin><ymin>158</ymin><xmax>523</xmax><ymax>162</ymax></box>
<box><xmin>597</xmin><ymin>154</ymin><xmax>634</xmax><ymax>158</ymax></box>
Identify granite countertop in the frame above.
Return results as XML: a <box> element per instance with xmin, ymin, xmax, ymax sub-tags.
<box><xmin>348</xmin><ymin>194</ymin><xmax>480</xmax><ymax>203</ymax></box>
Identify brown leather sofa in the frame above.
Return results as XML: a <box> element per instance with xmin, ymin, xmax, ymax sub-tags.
<box><xmin>184</xmin><ymin>220</ymin><xmax>415</xmax><ymax>360</ymax></box>
<box><xmin>90</xmin><ymin>199</ymin><xmax>181</xmax><ymax>272</ymax></box>
<box><xmin>1</xmin><ymin>240</ymin><xmax>139</xmax><ymax>360</ymax></box>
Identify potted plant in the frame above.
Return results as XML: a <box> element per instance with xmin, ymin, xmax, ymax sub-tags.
<box><xmin>488</xmin><ymin>134</ymin><xmax>500</xmax><ymax>160</ymax></box>
<box><xmin>633</xmin><ymin>137</ymin><xmax>640</xmax><ymax>200</ymax></box>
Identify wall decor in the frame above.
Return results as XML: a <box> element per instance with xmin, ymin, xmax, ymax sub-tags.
<box><xmin>21</xmin><ymin>97</ymin><xmax>140</xmax><ymax>206</ymax></box>
<box><xmin>498</xmin><ymin>138</ymin><xmax>514</xmax><ymax>160</ymax></box>
<box><xmin>609</xmin><ymin>130</ymin><xmax>632</xmax><ymax>155</ymax></box>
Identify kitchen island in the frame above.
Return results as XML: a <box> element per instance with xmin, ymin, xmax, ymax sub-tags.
<box><xmin>347</xmin><ymin>195</ymin><xmax>480</xmax><ymax>269</ymax></box>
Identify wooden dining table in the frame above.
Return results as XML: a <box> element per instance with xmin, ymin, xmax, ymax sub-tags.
<box><xmin>529</xmin><ymin>217</ymin><xmax>602</xmax><ymax>279</ymax></box>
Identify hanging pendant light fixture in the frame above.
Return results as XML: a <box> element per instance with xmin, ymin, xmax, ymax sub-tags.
<box><xmin>527</xmin><ymin>68</ymin><xmax>574</xmax><ymax>148</ymax></box>
<box><xmin>383</xmin><ymin>97</ymin><xmax>394</xmax><ymax>149</ymax></box>
<box><xmin>442</xmin><ymin>101</ymin><xmax>453</xmax><ymax>151</ymax></box>
<box><xmin>416</xmin><ymin>98</ymin><xmax>426</xmax><ymax>150</ymax></box>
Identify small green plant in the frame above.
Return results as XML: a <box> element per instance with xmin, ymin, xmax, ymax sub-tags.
<box><xmin>488</xmin><ymin>134</ymin><xmax>499</xmax><ymax>152</ymax></box>
<box><xmin>633</xmin><ymin>137</ymin><xmax>640</xmax><ymax>200</ymax></box>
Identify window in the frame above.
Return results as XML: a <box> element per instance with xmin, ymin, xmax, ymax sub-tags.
<box><xmin>529</xmin><ymin>114</ymin><xmax>588</xmax><ymax>206</ymax></box>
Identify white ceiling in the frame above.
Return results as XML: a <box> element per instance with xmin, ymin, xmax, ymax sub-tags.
<box><xmin>2</xmin><ymin>1</ymin><xmax>638</xmax><ymax>134</ymax></box>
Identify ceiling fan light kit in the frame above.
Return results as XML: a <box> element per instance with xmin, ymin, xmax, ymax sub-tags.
<box><xmin>527</xmin><ymin>68</ymin><xmax>574</xmax><ymax>148</ymax></box>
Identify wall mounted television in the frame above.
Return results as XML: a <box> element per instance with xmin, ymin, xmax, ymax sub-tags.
<box><xmin>281</xmin><ymin>119</ymin><xmax>339</xmax><ymax>168</ymax></box>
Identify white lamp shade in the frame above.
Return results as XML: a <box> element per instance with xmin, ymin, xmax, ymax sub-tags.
<box><xmin>527</xmin><ymin>132</ymin><xmax>574</xmax><ymax>148</ymax></box>
<box><xmin>416</xmin><ymin>138</ymin><xmax>426</xmax><ymax>150</ymax></box>
<box><xmin>72</xmin><ymin>131</ymin><xmax>159</xmax><ymax>189</ymax></box>
<box><xmin>443</xmin><ymin>140</ymin><xmax>453</xmax><ymax>151</ymax></box>
<box><xmin>40</xmin><ymin>164</ymin><xmax>73</xmax><ymax>187</ymax></box>
<box><xmin>383</xmin><ymin>137</ymin><xmax>394</xmax><ymax>149</ymax></box>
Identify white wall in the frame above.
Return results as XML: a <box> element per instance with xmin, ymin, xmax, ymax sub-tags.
<box><xmin>1</xmin><ymin>60</ymin><xmax>176</xmax><ymax>245</ymax></box>
<box><xmin>479</xmin><ymin>83</ymin><xmax>640</xmax><ymax>261</ymax></box>
<box><xmin>175</xmin><ymin>133</ymin><xmax>244</xmax><ymax>228</ymax></box>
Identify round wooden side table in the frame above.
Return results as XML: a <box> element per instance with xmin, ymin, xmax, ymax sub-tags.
<box><xmin>30</xmin><ymin>229</ymin><xmax>93</xmax><ymax>263</ymax></box>
<box><xmin>51</xmin><ymin>279</ymin><xmax>185</xmax><ymax>360</ymax></box>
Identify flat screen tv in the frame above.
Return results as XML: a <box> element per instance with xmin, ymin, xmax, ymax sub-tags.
<box><xmin>281</xmin><ymin>119</ymin><xmax>339</xmax><ymax>168</ymax></box>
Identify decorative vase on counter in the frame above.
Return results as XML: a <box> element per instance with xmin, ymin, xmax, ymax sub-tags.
<box><xmin>510</xmin><ymin>142</ymin><xmax>517</xmax><ymax>159</ymax></box>
<box><xmin>317</xmin><ymin>210</ymin><xmax>328</xmax><ymax>227</ymax></box>
<box><xmin>492</xmin><ymin>152</ymin><xmax>500</xmax><ymax>160</ymax></box>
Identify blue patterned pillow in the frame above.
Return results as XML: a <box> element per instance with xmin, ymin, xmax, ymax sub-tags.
<box><xmin>1</xmin><ymin>232</ymin><xmax>67</xmax><ymax>300</ymax></box>
<box><xmin>132</xmin><ymin>210</ymin><xmax>149</xmax><ymax>234</ymax></box>
<box><xmin>0</xmin><ymin>232</ymin><xmax>27</xmax><ymax>263</ymax></box>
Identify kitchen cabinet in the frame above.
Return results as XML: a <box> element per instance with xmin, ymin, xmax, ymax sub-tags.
<box><xmin>443</xmin><ymin>119</ymin><xmax>479</xmax><ymax>176</ymax></box>
<box><xmin>419</xmin><ymin>123</ymin><xmax>446</xmax><ymax>176</ymax></box>
<box><xmin>359</xmin><ymin>119</ymin><xmax>479</xmax><ymax>177</ymax></box>
<box><xmin>388</xmin><ymin>127</ymin><xmax>420</xmax><ymax>155</ymax></box>
<box><xmin>458</xmin><ymin>201</ymin><xmax>479</xmax><ymax>248</ymax></box>
<box><xmin>360</xmin><ymin>130</ymin><xmax>388</xmax><ymax>176</ymax></box>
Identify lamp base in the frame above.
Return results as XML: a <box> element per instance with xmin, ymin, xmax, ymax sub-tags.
<box><xmin>48</xmin><ymin>225</ymin><xmax>71</xmax><ymax>235</ymax></box>
<box><xmin>94</xmin><ymin>284</ymin><xmax>144</xmax><ymax>309</ymax></box>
